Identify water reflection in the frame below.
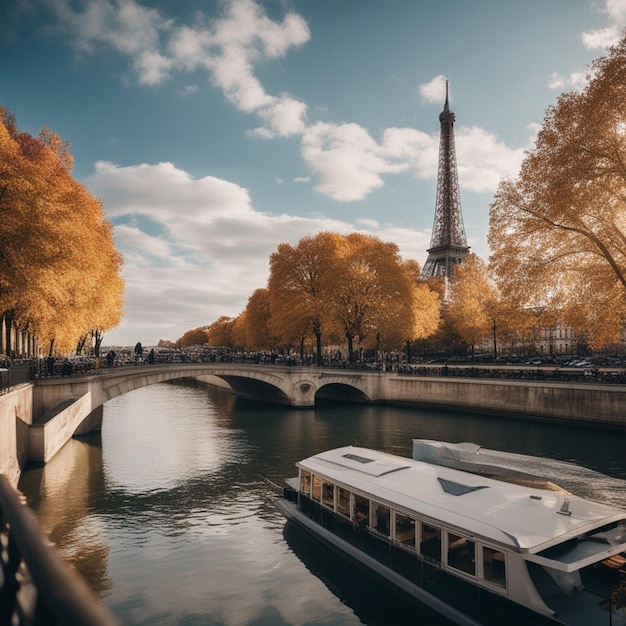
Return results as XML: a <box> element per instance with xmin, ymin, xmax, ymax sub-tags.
<box><xmin>18</xmin><ymin>380</ymin><xmax>626</xmax><ymax>626</ymax></box>
<box><xmin>18</xmin><ymin>434</ymin><xmax>112</xmax><ymax>596</ymax></box>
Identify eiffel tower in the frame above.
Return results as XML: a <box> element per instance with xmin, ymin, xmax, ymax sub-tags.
<box><xmin>420</xmin><ymin>81</ymin><xmax>470</xmax><ymax>282</ymax></box>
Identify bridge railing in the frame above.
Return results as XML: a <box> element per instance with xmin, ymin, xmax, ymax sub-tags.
<box><xmin>0</xmin><ymin>474</ymin><xmax>119</xmax><ymax>626</ymax></box>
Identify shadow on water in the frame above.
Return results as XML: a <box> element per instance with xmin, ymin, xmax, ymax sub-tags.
<box><xmin>282</xmin><ymin>521</ymin><xmax>452</xmax><ymax>626</ymax></box>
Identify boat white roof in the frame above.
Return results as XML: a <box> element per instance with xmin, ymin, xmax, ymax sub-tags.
<box><xmin>297</xmin><ymin>446</ymin><xmax>626</xmax><ymax>557</ymax></box>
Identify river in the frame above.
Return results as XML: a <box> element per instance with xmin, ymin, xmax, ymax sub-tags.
<box><xmin>18</xmin><ymin>380</ymin><xmax>626</xmax><ymax>625</ymax></box>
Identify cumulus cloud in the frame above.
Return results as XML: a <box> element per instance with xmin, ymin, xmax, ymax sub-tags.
<box><xmin>49</xmin><ymin>0</ymin><xmax>310</xmax><ymax>135</ymax></box>
<box><xmin>301</xmin><ymin>122</ymin><xmax>409</xmax><ymax>201</ymax></box>
<box><xmin>581</xmin><ymin>0</ymin><xmax>626</xmax><ymax>49</ymax></box>
<box><xmin>299</xmin><ymin>120</ymin><xmax>526</xmax><ymax>202</ymax></box>
<box><xmin>418</xmin><ymin>75</ymin><xmax>448</xmax><ymax>104</ymax></box>
<box><xmin>547</xmin><ymin>70</ymin><xmax>588</xmax><ymax>91</ymax></box>
<box><xmin>86</xmin><ymin>161</ymin><xmax>433</xmax><ymax>345</ymax></box>
<box><xmin>48</xmin><ymin>0</ymin><xmax>526</xmax><ymax>204</ymax></box>
<box><xmin>455</xmin><ymin>127</ymin><xmax>527</xmax><ymax>193</ymax></box>
<box><xmin>548</xmin><ymin>0</ymin><xmax>626</xmax><ymax>91</ymax></box>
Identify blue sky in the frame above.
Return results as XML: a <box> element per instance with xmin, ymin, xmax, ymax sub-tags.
<box><xmin>2</xmin><ymin>0</ymin><xmax>625</xmax><ymax>347</ymax></box>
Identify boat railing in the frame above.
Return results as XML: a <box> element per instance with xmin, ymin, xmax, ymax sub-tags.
<box><xmin>0</xmin><ymin>474</ymin><xmax>120</xmax><ymax>625</ymax></box>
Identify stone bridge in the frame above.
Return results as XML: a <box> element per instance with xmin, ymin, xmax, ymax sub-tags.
<box><xmin>35</xmin><ymin>363</ymin><xmax>380</xmax><ymax>413</ymax></box>
<box><xmin>1</xmin><ymin>362</ymin><xmax>624</xmax><ymax>484</ymax></box>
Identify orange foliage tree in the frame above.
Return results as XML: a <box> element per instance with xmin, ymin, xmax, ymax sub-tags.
<box><xmin>0</xmin><ymin>108</ymin><xmax>124</xmax><ymax>355</ymax></box>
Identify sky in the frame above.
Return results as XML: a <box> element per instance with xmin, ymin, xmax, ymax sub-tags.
<box><xmin>2</xmin><ymin>0</ymin><xmax>626</xmax><ymax>347</ymax></box>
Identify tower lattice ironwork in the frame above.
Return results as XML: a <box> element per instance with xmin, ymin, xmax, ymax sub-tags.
<box><xmin>420</xmin><ymin>82</ymin><xmax>470</xmax><ymax>282</ymax></box>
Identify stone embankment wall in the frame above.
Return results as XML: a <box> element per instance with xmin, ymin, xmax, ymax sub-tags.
<box><xmin>386</xmin><ymin>376</ymin><xmax>625</xmax><ymax>430</ymax></box>
<box><xmin>0</xmin><ymin>384</ymin><xmax>33</xmax><ymax>486</ymax></box>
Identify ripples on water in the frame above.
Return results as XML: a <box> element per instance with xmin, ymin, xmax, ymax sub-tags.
<box><xmin>18</xmin><ymin>380</ymin><xmax>626</xmax><ymax>626</ymax></box>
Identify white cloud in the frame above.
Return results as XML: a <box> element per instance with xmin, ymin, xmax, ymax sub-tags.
<box><xmin>51</xmin><ymin>0</ymin><xmax>525</xmax><ymax>205</ymax></box>
<box><xmin>548</xmin><ymin>1</ymin><xmax>626</xmax><ymax>90</ymax></box>
<box><xmin>301</xmin><ymin>122</ymin><xmax>412</xmax><ymax>202</ymax></box>
<box><xmin>455</xmin><ymin>126</ymin><xmax>527</xmax><ymax>192</ymax></box>
<box><xmin>51</xmin><ymin>0</ymin><xmax>170</xmax><ymax>58</ymax></box>
<box><xmin>547</xmin><ymin>70</ymin><xmax>588</xmax><ymax>91</ymax></box>
<box><xmin>87</xmin><ymin>161</ymin><xmax>431</xmax><ymax>345</ymax></box>
<box><xmin>299</xmin><ymin>120</ymin><xmax>525</xmax><ymax>203</ymax></box>
<box><xmin>581</xmin><ymin>0</ymin><xmax>626</xmax><ymax>49</ymax></box>
<box><xmin>418</xmin><ymin>75</ymin><xmax>448</xmax><ymax>105</ymax></box>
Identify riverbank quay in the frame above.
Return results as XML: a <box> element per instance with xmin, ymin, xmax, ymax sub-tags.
<box><xmin>0</xmin><ymin>364</ymin><xmax>624</xmax><ymax>488</ymax></box>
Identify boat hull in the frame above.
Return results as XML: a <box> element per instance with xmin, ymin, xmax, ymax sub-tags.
<box><xmin>274</xmin><ymin>496</ymin><xmax>562</xmax><ymax>626</ymax></box>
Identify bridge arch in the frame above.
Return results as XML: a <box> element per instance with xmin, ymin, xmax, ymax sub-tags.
<box><xmin>316</xmin><ymin>382</ymin><xmax>370</xmax><ymax>403</ymax></box>
<box><xmin>96</xmin><ymin>366</ymin><xmax>295</xmax><ymax>408</ymax></box>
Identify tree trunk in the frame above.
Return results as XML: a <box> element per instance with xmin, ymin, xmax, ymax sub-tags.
<box><xmin>93</xmin><ymin>329</ymin><xmax>103</xmax><ymax>357</ymax></box>
<box><xmin>76</xmin><ymin>335</ymin><xmax>87</xmax><ymax>355</ymax></box>
<box><xmin>347</xmin><ymin>333</ymin><xmax>355</xmax><ymax>363</ymax></box>
<box><xmin>315</xmin><ymin>329</ymin><xmax>323</xmax><ymax>366</ymax></box>
<box><xmin>4</xmin><ymin>310</ymin><xmax>14</xmax><ymax>357</ymax></box>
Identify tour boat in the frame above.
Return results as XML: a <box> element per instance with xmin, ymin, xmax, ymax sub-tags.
<box><xmin>274</xmin><ymin>444</ymin><xmax>626</xmax><ymax>626</ymax></box>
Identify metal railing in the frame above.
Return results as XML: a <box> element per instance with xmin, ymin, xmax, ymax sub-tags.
<box><xmin>0</xmin><ymin>475</ymin><xmax>119</xmax><ymax>626</ymax></box>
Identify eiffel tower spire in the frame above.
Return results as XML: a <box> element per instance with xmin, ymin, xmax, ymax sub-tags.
<box><xmin>420</xmin><ymin>81</ymin><xmax>470</xmax><ymax>281</ymax></box>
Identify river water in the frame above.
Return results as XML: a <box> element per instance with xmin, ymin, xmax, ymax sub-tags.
<box><xmin>18</xmin><ymin>380</ymin><xmax>626</xmax><ymax>626</ymax></box>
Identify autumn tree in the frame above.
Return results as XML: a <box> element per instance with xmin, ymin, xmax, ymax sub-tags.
<box><xmin>489</xmin><ymin>35</ymin><xmax>626</xmax><ymax>349</ymax></box>
<box><xmin>328</xmin><ymin>234</ymin><xmax>433</xmax><ymax>363</ymax></box>
<box><xmin>398</xmin><ymin>260</ymin><xmax>441</xmax><ymax>362</ymax></box>
<box><xmin>268</xmin><ymin>232</ymin><xmax>342</xmax><ymax>364</ymax></box>
<box><xmin>158</xmin><ymin>339</ymin><xmax>177</xmax><ymax>349</ymax></box>
<box><xmin>207</xmin><ymin>316</ymin><xmax>235</xmax><ymax>349</ymax></box>
<box><xmin>243</xmin><ymin>289</ymin><xmax>278</xmax><ymax>350</ymax></box>
<box><xmin>179</xmin><ymin>327</ymin><xmax>209</xmax><ymax>348</ymax></box>
<box><xmin>445</xmin><ymin>254</ymin><xmax>494</xmax><ymax>356</ymax></box>
<box><xmin>0</xmin><ymin>108</ymin><xmax>124</xmax><ymax>355</ymax></box>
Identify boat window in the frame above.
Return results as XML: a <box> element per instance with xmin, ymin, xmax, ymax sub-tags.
<box><xmin>353</xmin><ymin>494</ymin><xmax>369</xmax><ymax>530</ymax></box>
<box><xmin>300</xmin><ymin>470</ymin><xmax>311</xmax><ymax>495</ymax></box>
<box><xmin>337</xmin><ymin>487</ymin><xmax>351</xmax><ymax>517</ymax></box>
<box><xmin>447</xmin><ymin>532</ymin><xmax>475</xmax><ymax>576</ymax></box>
<box><xmin>322</xmin><ymin>480</ymin><xmax>334</xmax><ymax>507</ymax></box>
<box><xmin>420</xmin><ymin>523</ymin><xmax>441</xmax><ymax>563</ymax></box>
<box><xmin>395</xmin><ymin>513</ymin><xmax>416</xmax><ymax>550</ymax></box>
<box><xmin>372</xmin><ymin>503</ymin><xmax>391</xmax><ymax>537</ymax></box>
<box><xmin>483</xmin><ymin>546</ymin><xmax>506</xmax><ymax>588</ymax></box>
<box><xmin>312</xmin><ymin>474</ymin><xmax>322</xmax><ymax>501</ymax></box>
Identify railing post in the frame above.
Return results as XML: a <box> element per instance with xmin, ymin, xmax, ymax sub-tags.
<box><xmin>0</xmin><ymin>475</ymin><xmax>119</xmax><ymax>625</ymax></box>
<box><xmin>0</xmin><ymin>519</ymin><xmax>21</xmax><ymax>624</ymax></box>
